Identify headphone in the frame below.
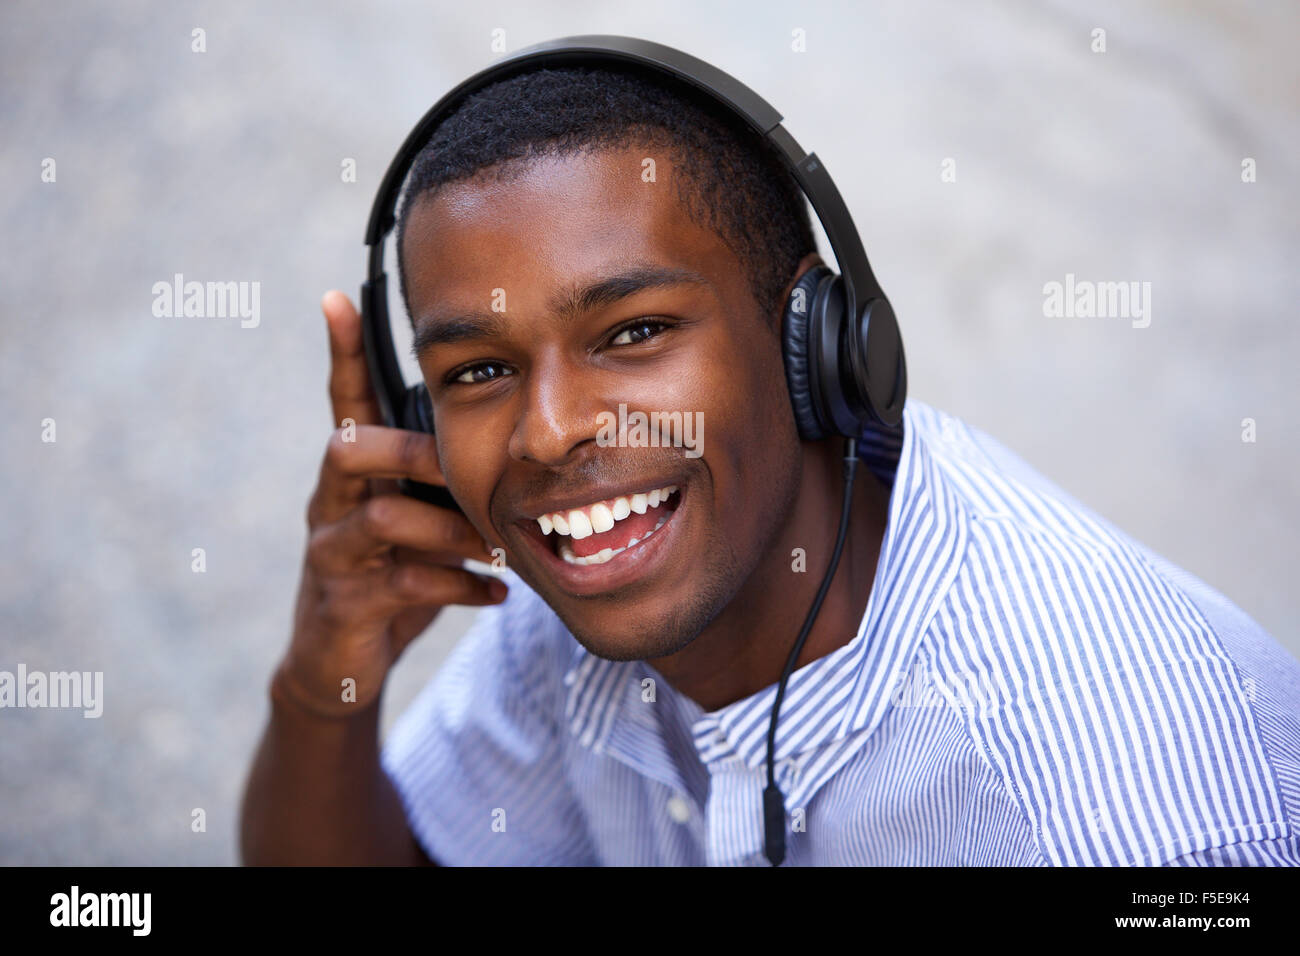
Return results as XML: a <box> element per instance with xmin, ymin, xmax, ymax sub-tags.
<box><xmin>359</xmin><ymin>34</ymin><xmax>907</xmax><ymax>866</ymax></box>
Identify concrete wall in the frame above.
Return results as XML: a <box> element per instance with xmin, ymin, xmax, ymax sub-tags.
<box><xmin>1</xmin><ymin>0</ymin><xmax>1294</xmax><ymax>863</ymax></box>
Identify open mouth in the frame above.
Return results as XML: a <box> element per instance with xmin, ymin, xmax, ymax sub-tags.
<box><xmin>543</xmin><ymin>484</ymin><xmax>682</xmax><ymax>566</ymax></box>
<box><xmin>513</xmin><ymin>482</ymin><xmax>688</xmax><ymax>594</ymax></box>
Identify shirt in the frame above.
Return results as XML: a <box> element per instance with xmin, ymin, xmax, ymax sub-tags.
<box><xmin>379</xmin><ymin>397</ymin><xmax>1300</xmax><ymax>866</ymax></box>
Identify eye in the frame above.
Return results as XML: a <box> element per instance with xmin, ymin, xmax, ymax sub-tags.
<box><xmin>449</xmin><ymin>362</ymin><xmax>513</xmax><ymax>386</ymax></box>
<box><xmin>609</xmin><ymin>319</ymin><xmax>669</xmax><ymax>347</ymax></box>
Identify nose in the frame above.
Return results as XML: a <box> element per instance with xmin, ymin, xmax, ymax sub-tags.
<box><xmin>507</xmin><ymin>351</ymin><xmax>604</xmax><ymax>467</ymax></box>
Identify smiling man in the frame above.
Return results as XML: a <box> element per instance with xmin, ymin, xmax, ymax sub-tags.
<box><xmin>240</xmin><ymin>64</ymin><xmax>1300</xmax><ymax>867</ymax></box>
<box><xmin>396</xmin><ymin>139</ymin><xmax>888</xmax><ymax>707</ymax></box>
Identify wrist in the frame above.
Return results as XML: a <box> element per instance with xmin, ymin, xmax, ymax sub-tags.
<box><xmin>270</xmin><ymin>659</ymin><xmax>382</xmax><ymax>723</ymax></box>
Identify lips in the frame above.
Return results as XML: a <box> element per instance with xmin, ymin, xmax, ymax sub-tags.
<box><xmin>557</xmin><ymin>489</ymin><xmax>680</xmax><ymax>561</ymax></box>
<box><xmin>513</xmin><ymin>482</ymin><xmax>689</xmax><ymax>597</ymax></box>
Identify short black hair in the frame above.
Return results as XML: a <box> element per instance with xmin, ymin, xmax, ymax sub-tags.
<box><xmin>394</xmin><ymin>65</ymin><xmax>816</xmax><ymax>332</ymax></box>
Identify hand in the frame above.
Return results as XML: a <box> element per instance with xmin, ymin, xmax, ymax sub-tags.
<box><xmin>275</xmin><ymin>290</ymin><xmax>505</xmax><ymax>719</ymax></box>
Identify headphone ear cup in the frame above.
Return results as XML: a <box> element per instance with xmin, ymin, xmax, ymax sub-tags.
<box><xmin>782</xmin><ymin>265</ymin><xmax>833</xmax><ymax>441</ymax></box>
<box><xmin>401</xmin><ymin>383</ymin><xmax>436</xmax><ymax>434</ymax></box>
<box><xmin>396</xmin><ymin>383</ymin><xmax>463</xmax><ymax>512</ymax></box>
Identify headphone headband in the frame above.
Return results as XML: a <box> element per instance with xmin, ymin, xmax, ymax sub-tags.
<box><xmin>362</xmin><ymin>34</ymin><xmax>904</xmax><ymax>433</ymax></box>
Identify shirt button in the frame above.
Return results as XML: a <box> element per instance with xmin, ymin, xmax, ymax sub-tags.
<box><xmin>666</xmin><ymin>795</ymin><xmax>692</xmax><ymax>824</ymax></box>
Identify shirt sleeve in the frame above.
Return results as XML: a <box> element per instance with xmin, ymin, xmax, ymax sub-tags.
<box><xmin>379</xmin><ymin>583</ymin><xmax>598</xmax><ymax>865</ymax></box>
<box><xmin>1160</xmin><ymin>836</ymin><xmax>1300</xmax><ymax>866</ymax></box>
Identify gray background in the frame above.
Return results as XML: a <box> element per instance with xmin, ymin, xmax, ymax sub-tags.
<box><xmin>1</xmin><ymin>0</ymin><xmax>1295</xmax><ymax>864</ymax></box>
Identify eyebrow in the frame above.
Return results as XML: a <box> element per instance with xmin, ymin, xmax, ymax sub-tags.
<box><xmin>409</xmin><ymin>264</ymin><xmax>711</xmax><ymax>360</ymax></box>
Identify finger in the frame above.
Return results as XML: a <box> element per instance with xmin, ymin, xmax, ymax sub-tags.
<box><xmin>370</xmin><ymin>476</ymin><xmax>401</xmax><ymax>499</ymax></box>
<box><xmin>369</xmin><ymin>561</ymin><xmax>509</xmax><ymax>613</ymax></box>
<box><xmin>308</xmin><ymin>424</ymin><xmax>450</xmax><ymax>527</ymax></box>
<box><xmin>323</xmin><ymin>290</ymin><xmax>384</xmax><ymax>429</ymax></box>
<box><xmin>307</xmin><ymin>494</ymin><xmax>495</xmax><ymax>573</ymax></box>
<box><xmin>311</xmin><ymin>562</ymin><xmax>507</xmax><ymax>633</ymax></box>
<box><xmin>391</xmin><ymin>545</ymin><xmax>490</xmax><ymax>567</ymax></box>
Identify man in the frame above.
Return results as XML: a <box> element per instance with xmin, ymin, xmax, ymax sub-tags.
<box><xmin>239</xmin><ymin>65</ymin><xmax>1300</xmax><ymax>866</ymax></box>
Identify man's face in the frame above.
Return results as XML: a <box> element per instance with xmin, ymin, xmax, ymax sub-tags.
<box><xmin>402</xmin><ymin>144</ymin><xmax>804</xmax><ymax>661</ymax></box>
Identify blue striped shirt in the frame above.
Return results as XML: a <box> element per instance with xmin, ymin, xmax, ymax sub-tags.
<box><xmin>380</xmin><ymin>397</ymin><xmax>1300</xmax><ymax>865</ymax></box>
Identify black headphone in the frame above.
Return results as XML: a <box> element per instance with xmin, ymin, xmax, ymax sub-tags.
<box><xmin>359</xmin><ymin>34</ymin><xmax>907</xmax><ymax>866</ymax></box>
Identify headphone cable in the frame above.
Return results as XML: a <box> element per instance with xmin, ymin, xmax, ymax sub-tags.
<box><xmin>763</xmin><ymin>436</ymin><xmax>858</xmax><ymax>865</ymax></box>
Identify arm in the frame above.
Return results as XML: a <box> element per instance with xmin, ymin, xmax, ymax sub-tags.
<box><xmin>239</xmin><ymin>290</ymin><xmax>503</xmax><ymax>866</ymax></box>
<box><xmin>239</xmin><ymin>663</ymin><xmax>436</xmax><ymax>866</ymax></box>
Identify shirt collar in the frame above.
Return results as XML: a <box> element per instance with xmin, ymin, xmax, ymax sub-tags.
<box><xmin>562</xmin><ymin>399</ymin><xmax>969</xmax><ymax>787</ymax></box>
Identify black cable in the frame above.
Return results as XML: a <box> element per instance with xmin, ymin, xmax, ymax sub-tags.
<box><xmin>763</xmin><ymin>436</ymin><xmax>859</xmax><ymax>865</ymax></box>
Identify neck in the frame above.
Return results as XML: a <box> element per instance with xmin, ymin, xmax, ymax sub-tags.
<box><xmin>647</xmin><ymin>437</ymin><xmax>892</xmax><ymax>713</ymax></box>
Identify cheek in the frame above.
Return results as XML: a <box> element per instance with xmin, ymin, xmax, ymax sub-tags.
<box><xmin>434</xmin><ymin>424</ymin><xmax>501</xmax><ymax>510</ymax></box>
<box><xmin>708</xmin><ymin>333</ymin><xmax>794</xmax><ymax>449</ymax></box>
<box><xmin>676</xmin><ymin>331</ymin><xmax>780</xmax><ymax>431</ymax></box>
<box><xmin>716</xmin><ymin>339</ymin><xmax>801</xmax><ymax>520</ymax></box>
<box><xmin>685</xmin><ymin>335</ymin><xmax>796</xmax><ymax>528</ymax></box>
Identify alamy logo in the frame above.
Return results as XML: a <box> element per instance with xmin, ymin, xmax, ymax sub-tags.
<box><xmin>152</xmin><ymin>273</ymin><xmax>261</xmax><ymax>328</ymax></box>
<box><xmin>0</xmin><ymin>664</ymin><xmax>103</xmax><ymax>718</ymax></box>
<box><xmin>50</xmin><ymin>886</ymin><xmax>150</xmax><ymax>936</ymax></box>
<box><xmin>1042</xmin><ymin>273</ymin><xmax>1151</xmax><ymax>328</ymax></box>
<box><xmin>889</xmin><ymin>665</ymin><xmax>1001</xmax><ymax>713</ymax></box>
<box><xmin>595</xmin><ymin>403</ymin><xmax>703</xmax><ymax>458</ymax></box>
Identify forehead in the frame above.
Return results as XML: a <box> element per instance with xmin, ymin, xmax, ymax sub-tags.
<box><xmin>400</xmin><ymin>145</ymin><xmax>747</xmax><ymax>317</ymax></box>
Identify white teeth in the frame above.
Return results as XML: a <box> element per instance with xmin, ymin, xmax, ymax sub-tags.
<box><xmin>541</xmin><ymin>485</ymin><xmax>680</xmax><ymax>541</ymax></box>
<box><xmin>568</xmin><ymin>509</ymin><xmax>593</xmax><ymax>540</ymax></box>
<box><xmin>558</xmin><ymin>511</ymin><xmax>673</xmax><ymax>565</ymax></box>
<box><xmin>588</xmin><ymin>502</ymin><xmax>615</xmax><ymax>534</ymax></box>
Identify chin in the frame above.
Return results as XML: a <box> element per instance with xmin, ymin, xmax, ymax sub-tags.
<box><xmin>551</xmin><ymin>606</ymin><xmax>691</xmax><ymax>663</ymax></box>
<box><xmin>549</xmin><ymin>573</ymin><xmax>736</xmax><ymax>664</ymax></box>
